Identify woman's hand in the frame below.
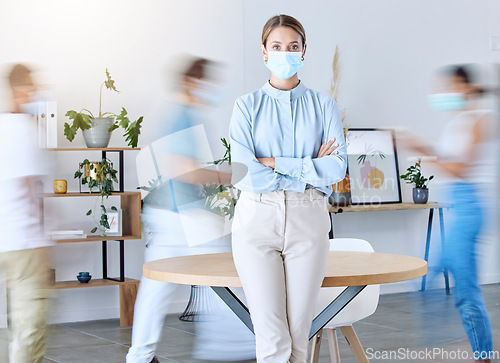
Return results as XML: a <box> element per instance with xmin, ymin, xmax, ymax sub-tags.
<box><xmin>317</xmin><ymin>138</ymin><xmax>339</xmax><ymax>158</ymax></box>
<box><xmin>257</xmin><ymin>157</ymin><xmax>275</xmax><ymax>169</ymax></box>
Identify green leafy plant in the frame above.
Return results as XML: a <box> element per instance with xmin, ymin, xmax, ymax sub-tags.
<box><xmin>137</xmin><ymin>177</ymin><xmax>171</xmax><ymax>209</ymax></box>
<box><xmin>400</xmin><ymin>158</ymin><xmax>434</xmax><ymax>189</ymax></box>
<box><xmin>74</xmin><ymin>158</ymin><xmax>119</xmax><ymax>235</ymax></box>
<box><xmin>64</xmin><ymin>69</ymin><xmax>143</xmax><ymax>148</ymax></box>
<box><xmin>211</xmin><ymin>138</ymin><xmax>231</xmax><ymax>165</ymax></box>
<box><xmin>137</xmin><ymin>137</ymin><xmax>240</xmax><ymax>218</ymax></box>
<box><xmin>202</xmin><ymin>137</ymin><xmax>239</xmax><ymax>219</ymax></box>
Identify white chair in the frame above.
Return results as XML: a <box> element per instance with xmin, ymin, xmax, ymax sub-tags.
<box><xmin>310</xmin><ymin>238</ymin><xmax>380</xmax><ymax>363</ymax></box>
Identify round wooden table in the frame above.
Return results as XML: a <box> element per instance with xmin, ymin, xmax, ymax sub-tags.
<box><xmin>144</xmin><ymin>251</ymin><xmax>427</xmax><ymax>340</ymax></box>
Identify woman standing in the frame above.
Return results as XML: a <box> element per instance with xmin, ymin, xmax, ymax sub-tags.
<box><xmin>229</xmin><ymin>15</ymin><xmax>347</xmax><ymax>362</ymax></box>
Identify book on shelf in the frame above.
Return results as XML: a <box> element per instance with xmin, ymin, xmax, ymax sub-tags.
<box><xmin>48</xmin><ymin>229</ymin><xmax>85</xmax><ymax>236</ymax></box>
<box><xmin>51</xmin><ymin>234</ymin><xmax>87</xmax><ymax>240</ymax></box>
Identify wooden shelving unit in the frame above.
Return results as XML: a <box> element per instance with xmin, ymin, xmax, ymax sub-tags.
<box><xmin>53</xmin><ymin>278</ymin><xmax>138</xmax><ymax>289</ymax></box>
<box><xmin>44</xmin><ymin>191</ymin><xmax>142</xmax><ymax>244</ymax></box>
<box><xmin>46</xmin><ymin>147</ymin><xmax>142</xmax><ymax>327</ymax></box>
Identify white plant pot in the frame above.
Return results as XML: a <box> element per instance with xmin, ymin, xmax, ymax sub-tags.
<box><xmin>82</xmin><ymin>117</ymin><xmax>114</xmax><ymax>148</ymax></box>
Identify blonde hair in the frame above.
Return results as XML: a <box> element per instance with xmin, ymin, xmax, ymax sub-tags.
<box><xmin>261</xmin><ymin>14</ymin><xmax>306</xmax><ymax>48</ymax></box>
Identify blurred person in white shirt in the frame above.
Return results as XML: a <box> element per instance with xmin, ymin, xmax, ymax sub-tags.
<box><xmin>0</xmin><ymin>63</ymin><xmax>52</xmax><ymax>363</ymax></box>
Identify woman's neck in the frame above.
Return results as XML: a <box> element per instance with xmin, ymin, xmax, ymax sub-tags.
<box><xmin>269</xmin><ymin>74</ymin><xmax>300</xmax><ymax>91</ymax></box>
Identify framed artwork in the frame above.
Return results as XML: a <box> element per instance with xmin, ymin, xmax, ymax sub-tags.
<box><xmin>345</xmin><ymin>128</ymin><xmax>402</xmax><ymax>205</ymax></box>
<box><xmin>106</xmin><ymin>210</ymin><xmax>122</xmax><ymax>236</ymax></box>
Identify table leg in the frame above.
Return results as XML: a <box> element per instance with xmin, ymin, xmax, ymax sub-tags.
<box><xmin>309</xmin><ymin>285</ymin><xmax>366</xmax><ymax>339</ymax></box>
<box><xmin>211</xmin><ymin>286</ymin><xmax>254</xmax><ymax>333</ymax></box>
<box><xmin>212</xmin><ymin>285</ymin><xmax>366</xmax><ymax>342</ymax></box>
<box><xmin>329</xmin><ymin>213</ymin><xmax>334</xmax><ymax>239</ymax></box>
<box><xmin>439</xmin><ymin>208</ymin><xmax>451</xmax><ymax>295</ymax></box>
<box><xmin>420</xmin><ymin>208</ymin><xmax>434</xmax><ymax>291</ymax></box>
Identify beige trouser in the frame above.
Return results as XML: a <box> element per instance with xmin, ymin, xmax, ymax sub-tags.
<box><xmin>232</xmin><ymin>189</ymin><xmax>331</xmax><ymax>363</ymax></box>
<box><xmin>0</xmin><ymin>247</ymin><xmax>51</xmax><ymax>363</ymax></box>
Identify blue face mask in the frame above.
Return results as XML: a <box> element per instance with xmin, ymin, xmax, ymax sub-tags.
<box><xmin>265</xmin><ymin>51</ymin><xmax>304</xmax><ymax>80</ymax></box>
<box><xmin>428</xmin><ymin>93</ymin><xmax>467</xmax><ymax>112</ymax></box>
<box><xmin>192</xmin><ymin>79</ymin><xmax>225</xmax><ymax>106</ymax></box>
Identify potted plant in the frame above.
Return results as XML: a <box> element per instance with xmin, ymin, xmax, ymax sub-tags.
<box><xmin>400</xmin><ymin>158</ymin><xmax>434</xmax><ymax>204</ymax></box>
<box><xmin>138</xmin><ymin>137</ymin><xmax>240</xmax><ymax>219</ymax></box>
<box><xmin>64</xmin><ymin>69</ymin><xmax>143</xmax><ymax>148</ymax></box>
<box><xmin>74</xmin><ymin>158</ymin><xmax>119</xmax><ymax>235</ymax></box>
<box><xmin>201</xmin><ymin>137</ymin><xmax>240</xmax><ymax>220</ymax></box>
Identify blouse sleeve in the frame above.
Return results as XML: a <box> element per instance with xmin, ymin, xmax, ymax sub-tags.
<box><xmin>274</xmin><ymin>98</ymin><xmax>347</xmax><ymax>186</ymax></box>
<box><xmin>229</xmin><ymin>98</ymin><xmax>307</xmax><ymax>193</ymax></box>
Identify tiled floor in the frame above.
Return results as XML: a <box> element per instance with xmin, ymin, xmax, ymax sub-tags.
<box><xmin>1</xmin><ymin>284</ymin><xmax>499</xmax><ymax>362</ymax></box>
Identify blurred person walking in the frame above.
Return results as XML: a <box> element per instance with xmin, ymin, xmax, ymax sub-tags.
<box><xmin>126</xmin><ymin>57</ymin><xmax>253</xmax><ymax>363</ymax></box>
<box><xmin>402</xmin><ymin>65</ymin><xmax>497</xmax><ymax>363</ymax></box>
<box><xmin>0</xmin><ymin>64</ymin><xmax>51</xmax><ymax>363</ymax></box>
<box><xmin>229</xmin><ymin>15</ymin><xmax>346</xmax><ymax>363</ymax></box>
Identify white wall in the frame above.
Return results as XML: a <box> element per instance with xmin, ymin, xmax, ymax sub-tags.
<box><xmin>0</xmin><ymin>0</ymin><xmax>499</xmax><ymax>325</ymax></box>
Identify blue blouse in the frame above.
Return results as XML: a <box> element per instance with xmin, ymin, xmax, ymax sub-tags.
<box><xmin>229</xmin><ymin>81</ymin><xmax>347</xmax><ymax>196</ymax></box>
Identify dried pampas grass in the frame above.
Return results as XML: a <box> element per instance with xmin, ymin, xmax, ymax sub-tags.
<box><xmin>330</xmin><ymin>44</ymin><xmax>349</xmax><ymax>135</ymax></box>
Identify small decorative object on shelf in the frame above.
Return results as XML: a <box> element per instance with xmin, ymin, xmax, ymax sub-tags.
<box><xmin>74</xmin><ymin>158</ymin><xmax>119</xmax><ymax>235</ymax></box>
<box><xmin>77</xmin><ymin>272</ymin><xmax>92</xmax><ymax>283</ymax></box>
<box><xmin>49</xmin><ymin>229</ymin><xmax>87</xmax><ymax>240</ymax></box>
<box><xmin>400</xmin><ymin>158</ymin><xmax>434</xmax><ymax>204</ymax></box>
<box><xmin>53</xmin><ymin>179</ymin><xmax>67</xmax><ymax>194</ymax></box>
<box><xmin>330</xmin><ymin>173</ymin><xmax>351</xmax><ymax>206</ymax></box>
<box><xmin>106</xmin><ymin>209</ymin><xmax>122</xmax><ymax>236</ymax></box>
<box><xmin>63</xmin><ymin>68</ymin><xmax>143</xmax><ymax>148</ymax></box>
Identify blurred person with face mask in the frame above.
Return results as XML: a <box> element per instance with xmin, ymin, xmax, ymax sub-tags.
<box><xmin>127</xmin><ymin>57</ymin><xmax>255</xmax><ymax>363</ymax></box>
<box><xmin>0</xmin><ymin>63</ymin><xmax>52</xmax><ymax>363</ymax></box>
<box><xmin>400</xmin><ymin>65</ymin><xmax>497</xmax><ymax>363</ymax></box>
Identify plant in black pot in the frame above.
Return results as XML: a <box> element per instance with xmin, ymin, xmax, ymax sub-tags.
<box><xmin>64</xmin><ymin>69</ymin><xmax>143</xmax><ymax>148</ymax></box>
<box><xmin>400</xmin><ymin>158</ymin><xmax>434</xmax><ymax>204</ymax></box>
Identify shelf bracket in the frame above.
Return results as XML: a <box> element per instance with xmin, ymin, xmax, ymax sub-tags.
<box><xmin>102</xmin><ymin>239</ymin><xmax>125</xmax><ymax>282</ymax></box>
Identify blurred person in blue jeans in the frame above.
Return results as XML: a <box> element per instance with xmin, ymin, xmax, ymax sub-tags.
<box><xmin>0</xmin><ymin>64</ymin><xmax>51</xmax><ymax>363</ymax></box>
<box><xmin>401</xmin><ymin>65</ymin><xmax>497</xmax><ymax>362</ymax></box>
<box><xmin>127</xmin><ymin>57</ymin><xmax>254</xmax><ymax>363</ymax></box>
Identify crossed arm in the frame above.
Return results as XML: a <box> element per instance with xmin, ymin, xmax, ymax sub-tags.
<box><xmin>229</xmin><ymin>99</ymin><xmax>347</xmax><ymax>193</ymax></box>
<box><xmin>257</xmin><ymin>138</ymin><xmax>339</xmax><ymax>169</ymax></box>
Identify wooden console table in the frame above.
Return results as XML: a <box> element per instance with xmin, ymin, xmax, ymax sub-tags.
<box><xmin>328</xmin><ymin>202</ymin><xmax>450</xmax><ymax>294</ymax></box>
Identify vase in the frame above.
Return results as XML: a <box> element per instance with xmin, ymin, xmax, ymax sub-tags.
<box><xmin>413</xmin><ymin>187</ymin><xmax>429</xmax><ymax>204</ymax></box>
<box><xmin>82</xmin><ymin>117</ymin><xmax>114</xmax><ymax>148</ymax></box>
<box><xmin>53</xmin><ymin>179</ymin><xmax>67</xmax><ymax>194</ymax></box>
<box><xmin>329</xmin><ymin>173</ymin><xmax>351</xmax><ymax>206</ymax></box>
<box><xmin>77</xmin><ymin>272</ymin><xmax>92</xmax><ymax>283</ymax></box>
<box><xmin>83</xmin><ymin>162</ymin><xmax>103</xmax><ymax>181</ymax></box>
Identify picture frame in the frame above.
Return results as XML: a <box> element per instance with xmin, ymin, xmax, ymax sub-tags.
<box><xmin>345</xmin><ymin>128</ymin><xmax>402</xmax><ymax>205</ymax></box>
<box><xmin>106</xmin><ymin>210</ymin><xmax>122</xmax><ymax>236</ymax></box>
